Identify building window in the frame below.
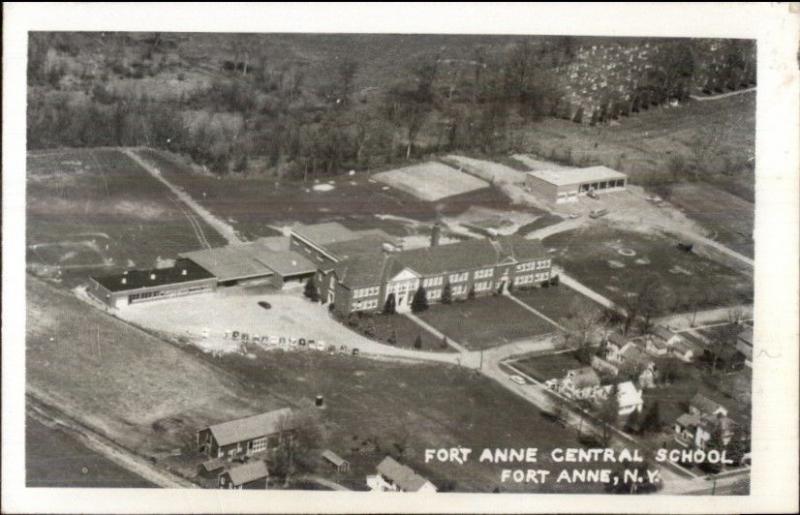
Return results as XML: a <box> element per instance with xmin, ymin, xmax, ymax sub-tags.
<box><xmin>516</xmin><ymin>262</ymin><xmax>535</xmax><ymax>272</ymax></box>
<box><xmin>474</xmin><ymin>268</ymin><xmax>494</xmax><ymax>279</ymax></box>
<box><xmin>353</xmin><ymin>286</ymin><xmax>380</xmax><ymax>299</ymax></box>
<box><xmin>474</xmin><ymin>280</ymin><xmax>492</xmax><ymax>292</ymax></box>
<box><xmin>535</xmin><ymin>259</ymin><xmax>551</xmax><ymax>270</ymax></box>
<box><xmin>451</xmin><ymin>284</ymin><xmax>467</xmax><ymax>296</ymax></box>
<box><xmin>427</xmin><ymin>289</ymin><xmax>441</xmax><ymax>300</ymax></box>
<box><xmin>448</xmin><ymin>272</ymin><xmax>468</xmax><ymax>283</ymax></box>
<box><xmin>423</xmin><ymin>276</ymin><xmax>443</xmax><ymax>288</ymax></box>
<box><xmin>251</xmin><ymin>437</ymin><xmax>267</xmax><ymax>453</ymax></box>
<box><xmin>514</xmin><ymin>274</ymin><xmax>533</xmax><ymax>285</ymax></box>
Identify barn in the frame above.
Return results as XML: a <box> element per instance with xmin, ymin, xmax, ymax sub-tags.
<box><xmin>197</xmin><ymin>408</ymin><xmax>296</xmax><ymax>460</ymax></box>
<box><xmin>525</xmin><ymin>166</ymin><xmax>627</xmax><ymax>203</ymax></box>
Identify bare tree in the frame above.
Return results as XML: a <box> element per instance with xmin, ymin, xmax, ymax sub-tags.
<box><xmin>273</xmin><ymin>402</ymin><xmax>327</xmax><ymax>486</ymax></box>
<box><xmin>560</xmin><ymin>300</ymin><xmax>606</xmax><ymax>363</ymax></box>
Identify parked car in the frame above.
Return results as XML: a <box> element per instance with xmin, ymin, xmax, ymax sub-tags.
<box><xmin>589</xmin><ymin>208</ymin><xmax>608</xmax><ymax>219</ymax></box>
<box><xmin>352</xmin><ymin>348</ymin><xmax>360</xmax><ymax>356</ymax></box>
<box><xmin>257</xmin><ymin>301</ymin><xmax>272</xmax><ymax>310</ymax></box>
<box><xmin>567</xmin><ymin>213</ymin><xmax>580</xmax><ymax>219</ymax></box>
<box><xmin>509</xmin><ymin>375</ymin><xmax>526</xmax><ymax>385</ymax></box>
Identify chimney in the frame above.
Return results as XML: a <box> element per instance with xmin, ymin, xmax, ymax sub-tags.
<box><xmin>430</xmin><ymin>222</ymin><xmax>441</xmax><ymax>248</ymax></box>
<box><xmin>315</xmin><ymin>395</ymin><xmax>325</xmax><ymax>409</ymax></box>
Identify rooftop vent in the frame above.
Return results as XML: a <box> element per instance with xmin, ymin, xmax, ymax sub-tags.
<box><xmin>181</xmin><ymin>269</ymin><xmax>188</xmax><ymax>276</ymax></box>
<box><xmin>150</xmin><ymin>273</ymin><xmax>157</xmax><ymax>280</ymax></box>
<box><xmin>121</xmin><ymin>277</ymin><xmax>127</xmax><ymax>285</ymax></box>
<box><xmin>291</xmin><ymin>260</ymin><xmax>297</xmax><ymax>267</ymax></box>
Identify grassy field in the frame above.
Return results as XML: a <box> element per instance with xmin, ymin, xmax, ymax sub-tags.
<box><xmin>26</xmin><ymin>416</ymin><xmax>156</xmax><ymax>488</ymax></box>
<box><xmin>667</xmin><ymin>182</ymin><xmax>754</xmax><ymax>257</ymax></box>
<box><xmin>419</xmin><ymin>296</ymin><xmax>557</xmax><ymax>350</ymax></box>
<box><xmin>27</xmin><ymin>148</ymin><xmax>226</xmax><ymax>284</ymax></box>
<box><xmin>520</xmin><ymin>93</ymin><xmax>755</xmax><ymax>196</ymax></box>
<box><xmin>543</xmin><ymin>225</ymin><xmax>753</xmax><ymax>315</ymax></box>
<box><xmin>341</xmin><ymin>312</ymin><xmax>455</xmax><ymax>353</ymax></box>
<box><xmin>138</xmin><ymin>149</ymin><xmax>512</xmax><ymax>241</ymax></box>
<box><xmin>27</xmin><ymin>276</ymin><xmax>597</xmax><ymax>493</ymax></box>
<box><xmin>512</xmin><ymin>352</ymin><xmax>586</xmax><ymax>382</ymax></box>
<box><xmin>511</xmin><ymin>284</ymin><xmax>604</xmax><ymax>323</ymax></box>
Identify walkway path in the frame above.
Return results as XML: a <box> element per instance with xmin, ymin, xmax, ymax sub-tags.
<box><xmin>403</xmin><ymin>312</ymin><xmax>469</xmax><ymax>353</ymax></box>
<box><xmin>689</xmin><ymin>86</ymin><xmax>755</xmax><ymax>102</ymax></box>
<box><xmin>506</xmin><ymin>294</ymin><xmax>565</xmax><ymax>331</ymax></box>
<box><xmin>559</xmin><ymin>272</ymin><xmax>625</xmax><ymax>315</ymax></box>
<box><xmin>122</xmin><ymin>147</ymin><xmax>243</xmax><ymax>244</ymax></box>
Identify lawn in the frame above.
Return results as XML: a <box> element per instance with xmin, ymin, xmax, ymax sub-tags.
<box><xmin>511</xmin><ymin>283</ymin><xmax>605</xmax><ymax>323</ymax></box>
<box><xmin>511</xmin><ymin>351</ymin><xmax>586</xmax><ymax>382</ymax></box>
<box><xmin>418</xmin><ymin>295</ymin><xmax>557</xmax><ymax>350</ymax></box>
<box><xmin>667</xmin><ymin>182</ymin><xmax>754</xmax><ymax>258</ymax></box>
<box><xmin>27</xmin><ymin>276</ymin><xmax>600</xmax><ymax>493</ymax></box>
<box><xmin>27</xmin><ymin>148</ymin><xmax>226</xmax><ymax>285</ymax></box>
<box><xmin>543</xmin><ymin>225</ymin><xmax>753</xmax><ymax>315</ymax></box>
<box><xmin>338</xmin><ymin>311</ymin><xmax>456</xmax><ymax>353</ymax></box>
<box><xmin>138</xmin><ymin>149</ymin><xmax>513</xmax><ymax>241</ymax></box>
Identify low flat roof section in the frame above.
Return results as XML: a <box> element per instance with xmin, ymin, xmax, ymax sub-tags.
<box><xmin>253</xmin><ymin>250</ymin><xmax>316</xmax><ymax>277</ymax></box>
<box><xmin>180</xmin><ymin>245</ymin><xmax>274</xmax><ymax>283</ymax></box>
<box><xmin>526</xmin><ymin>166</ymin><xmax>627</xmax><ymax>187</ymax></box>
<box><xmin>92</xmin><ymin>260</ymin><xmax>215</xmax><ymax>292</ymax></box>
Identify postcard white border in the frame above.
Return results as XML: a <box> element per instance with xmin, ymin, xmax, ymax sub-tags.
<box><xmin>3</xmin><ymin>2</ymin><xmax>798</xmax><ymax>513</ymax></box>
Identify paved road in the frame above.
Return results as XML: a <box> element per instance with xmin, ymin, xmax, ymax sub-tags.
<box><xmin>655</xmin><ymin>304</ymin><xmax>753</xmax><ymax>331</ymax></box>
<box><xmin>122</xmin><ymin>148</ymin><xmax>243</xmax><ymax>244</ymax></box>
<box><xmin>690</xmin><ymin>86</ymin><xmax>756</xmax><ymax>102</ymax></box>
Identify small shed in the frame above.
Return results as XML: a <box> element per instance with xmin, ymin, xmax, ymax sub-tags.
<box><xmin>321</xmin><ymin>449</ymin><xmax>350</xmax><ymax>473</ymax></box>
<box><xmin>218</xmin><ymin>460</ymin><xmax>269</xmax><ymax>490</ymax></box>
<box><xmin>198</xmin><ymin>458</ymin><xmax>226</xmax><ymax>478</ymax></box>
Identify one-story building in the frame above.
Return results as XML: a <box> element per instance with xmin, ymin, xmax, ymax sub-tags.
<box><xmin>88</xmin><ymin>259</ymin><xmax>217</xmax><ymax>309</ymax></box>
<box><xmin>218</xmin><ymin>460</ymin><xmax>269</xmax><ymax>490</ymax></box>
<box><xmin>525</xmin><ymin>166</ymin><xmax>627</xmax><ymax>204</ymax></box>
<box><xmin>366</xmin><ymin>456</ymin><xmax>437</xmax><ymax>493</ymax></box>
<box><xmin>197</xmin><ymin>408</ymin><xmax>295</xmax><ymax>460</ymax></box>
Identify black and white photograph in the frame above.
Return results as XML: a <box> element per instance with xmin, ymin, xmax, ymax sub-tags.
<box><xmin>3</xmin><ymin>3</ymin><xmax>798</xmax><ymax>514</ymax></box>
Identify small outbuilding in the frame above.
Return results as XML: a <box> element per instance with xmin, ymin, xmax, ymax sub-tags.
<box><xmin>321</xmin><ymin>449</ymin><xmax>350</xmax><ymax>473</ymax></box>
<box><xmin>218</xmin><ymin>460</ymin><xmax>269</xmax><ymax>490</ymax></box>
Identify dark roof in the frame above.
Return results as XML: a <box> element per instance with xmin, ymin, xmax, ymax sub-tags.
<box><xmin>376</xmin><ymin>456</ymin><xmax>433</xmax><ymax>492</ymax></box>
<box><xmin>690</xmin><ymin>393</ymin><xmax>726</xmax><ymax>415</ymax></box>
<box><xmin>226</xmin><ymin>460</ymin><xmax>268</xmax><ymax>485</ymax></box>
<box><xmin>92</xmin><ymin>260</ymin><xmax>215</xmax><ymax>292</ymax></box>
<box><xmin>335</xmin><ymin>253</ymin><xmax>397</xmax><ymax>289</ymax></box>
<box><xmin>200</xmin><ymin>459</ymin><xmax>226</xmax><ymax>473</ymax></box>
<box><xmin>205</xmin><ymin>408</ymin><xmax>294</xmax><ymax>447</ymax></box>
<box><xmin>321</xmin><ymin>450</ymin><xmax>348</xmax><ymax>467</ymax></box>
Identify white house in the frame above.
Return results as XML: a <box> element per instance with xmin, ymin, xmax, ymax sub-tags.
<box><xmin>616</xmin><ymin>381</ymin><xmax>644</xmax><ymax>416</ymax></box>
<box><xmin>367</xmin><ymin>456</ymin><xmax>437</xmax><ymax>493</ymax></box>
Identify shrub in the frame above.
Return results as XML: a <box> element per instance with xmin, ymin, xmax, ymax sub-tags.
<box><xmin>411</xmin><ymin>287</ymin><xmax>429</xmax><ymax>313</ymax></box>
<box><xmin>414</xmin><ymin>334</ymin><xmax>422</xmax><ymax>349</ymax></box>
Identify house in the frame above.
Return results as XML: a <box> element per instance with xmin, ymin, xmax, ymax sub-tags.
<box><xmin>609</xmin><ymin>341</ymin><xmax>653</xmax><ymax>373</ymax></box>
<box><xmin>562</xmin><ymin>367</ymin><xmax>601</xmax><ymax>399</ymax></box>
<box><xmin>674</xmin><ymin>412</ymin><xmax>734</xmax><ymax>449</ymax></box>
<box><xmin>644</xmin><ymin>336</ymin><xmax>670</xmax><ymax>357</ymax></box>
<box><xmin>197</xmin><ymin>408</ymin><xmax>295</xmax><ymax>460</ymax></box>
<box><xmin>293</xmin><ymin>222</ymin><xmax>553</xmax><ymax>317</ymax></box>
<box><xmin>218</xmin><ymin>460</ymin><xmax>269</xmax><ymax>490</ymax></box>
<box><xmin>590</xmin><ymin>355</ymin><xmax>619</xmax><ymax>378</ymax></box>
<box><xmin>321</xmin><ymin>450</ymin><xmax>350</xmax><ymax>473</ymax></box>
<box><xmin>736</xmin><ymin>327</ymin><xmax>753</xmax><ymax>366</ymax></box>
<box><xmin>671</xmin><ymin>339</ymin><xmax>697</xmax><ymax>362</ymax></box>
<box><xmin>367</xmin><ymin>456</ymin><xmax>437</xmax><ymax>493</ymax></box>
<box><xmin>525</xmin><ymin>166</ymin><xmax>627</xmax><ymax>204</ymax></box>
<box><xmin>616</xmin><ymin>381</ymin><xmax>644</xmax><ymax>416</ymax></box>
<box><xmin>689</xmin><ymin>393</ymin><xmax>729</xmax><ymax>418</ymax></box>
<box><xmin>651</xmin><ymin>325</ymin><xmax>682</xmax><ymax>346</ymax></box>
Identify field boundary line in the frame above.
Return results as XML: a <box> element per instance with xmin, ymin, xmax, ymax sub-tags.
<box><xmin>506</xmin><ymin>294</ymin><xmax>565</xmax><ymax>331</ymax></box>
<box><xmin>689</xmin><ymin>87</ymin><xmax>755</xmax><ymax>102</ymax></box>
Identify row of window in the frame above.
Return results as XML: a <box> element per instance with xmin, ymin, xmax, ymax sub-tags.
<box><xmin>352</xmin><ymin>298</ymin><xmax>379</xmax><ymax>311</ymax></box>
<box><xmin>579</xmin><ymin>179</ymin><xmax>625</xmax><ymax>192</ymax></box>
<box><xmin>474</xmin><ymin>280</ymin><xmax>493</xmax><ymax>292</ymax></box>
<box><xmin>422</xmin><ymin>276</ymin><xmax>444</xmax><ymax>288</ymax></box>
<box><xmin>426</xmin><ymin>288</ymin><xmax>442</xmax><ymax>300</ymax></box>
<box><xmin>353</xmin><ymin>286</ymin><xmax>380</xmax><ymax>299</ymax></box>
<box><xmin>448</xmin><ymin>272</ymin><xmax>469</xmax><ymax>283</ymax></box>
<box><xmin>515</xmin><ymin>259</ymin><xmax>551</xmax><ymax>272</ymax></box>
<box><xmin>474</xmin><ymin>268</ymin><xmax>494</xmax><ymax>279</ymax></box>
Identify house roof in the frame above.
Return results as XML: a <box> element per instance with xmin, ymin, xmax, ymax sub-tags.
<box><xmin>200</xmin><ymin>458</ymin><xmax>226</xmax><ymax>473</ymax></box>
<box><xmin>690</xmin><ymin>393</ymin><xmax>726</xmax><ymax>416</ymax></box>
<box><xmin>92</xmin><ymin>259</ymin><xmax>215</xmax><ymax>292</ymax></box>
<box><xmin>205</xmin><ymin>408</ymin><xmax>294</xmax><ymax>447</ymax></box>
<box><xmin>652</xmin><ymin>325</ymin><xmax>676</xmax><ymax>341</ymax></box>
<box><xmin>567</xmin><ymin>367</ymin><xmax>601</xmax><ymax>389</ymax></box>
<box><xmin>376</xmin><ymin>456</ymin><xmax>433</xmax><ymax>492</ymax></box>
<box><xmin>526</xmin><ymin>166</ymin><xmax>627</xmax><ymax>187</ymax></box>
<box><xmin>676</xmin><ymin>412</ymin><xmax>701</xmax><ymax>428</ymax></box>
<box><xmin>620</xmin><ymin>343</ymin><xmax>650</xmax><ymax>365</ymax></box>
<box><xmin>226</xmin><ymin>460</ymin><xmax>269</xmax><ymax>486</ymax></box>
<box><xmin>321</xmin><ymin>450</ymin><xmax>348</xmax><ymax>467</ymax></box>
